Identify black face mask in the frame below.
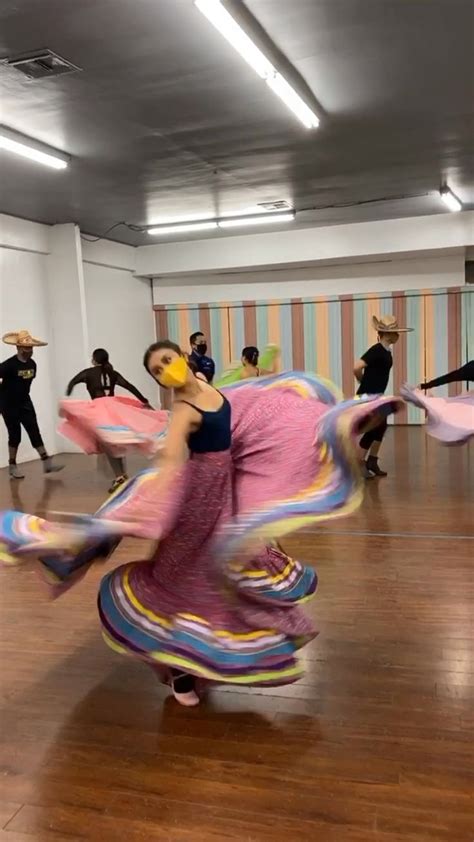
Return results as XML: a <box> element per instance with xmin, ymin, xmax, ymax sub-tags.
<box><xmin>195</xmin><ymin>343</ymin><xmax>207</xmax><ymax>356</ymax></box>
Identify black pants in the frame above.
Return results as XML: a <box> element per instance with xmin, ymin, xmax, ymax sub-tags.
<box><xmin>359</xmin><ymin>419</ymin><xmax>388</xmax><ymax>451</ymax></box>
<box><xmin>1</xmin><ymin>400</ymin><xmax>44</xmax><ymax>450</ymax></box>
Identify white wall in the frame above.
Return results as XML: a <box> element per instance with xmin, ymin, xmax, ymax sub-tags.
<box><xmin>1</xmin><ymin>215</ymin><xmax>155</xmax><ymax>467</ymax></box>
<box><xmin>83</xmin><ymin>262</ymin><xmax>156</xmax><ymax>405</ymax></box>
<box><xmin>0</xmin><ymin>214</ymin><xmax>50</xmax><ymax>253</ymax></box>
<box><xmin>139</xmin><ymin>211</ymin><xmax>474</xmax><ymax>277</ymax></box>
<box><xmin>0</xmin><ymin>245</ymin><xmax>57</xmax><ymax>465</ymax></box>
<box><xmin>153</xmin><ymin>253</ymin><xmax>465</xmax><ymax>306</ymax></box>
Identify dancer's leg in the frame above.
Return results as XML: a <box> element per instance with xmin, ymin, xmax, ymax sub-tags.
<box><xmin>362</xmin><ymin>420</ymin><xmax>388</xmax><ymax>476</ymax></box>
<box><xmin>2</xmin><ymin>410</ymin><xmax>24</xmax><ymax>479</ymax></box>
<box><xmin>107</xmin><ymin>454</ymin><xmax>126</xmax><ymax>477</ymax></box>
<box><xmin>105</xmin><ymin>453</ymin><xmax>128</xmax><ymax>493</ymax></box>
<box><xmin>21</xmin><ymin>405</ymin><xmax>64</xmax><ymax>473</ymax></box>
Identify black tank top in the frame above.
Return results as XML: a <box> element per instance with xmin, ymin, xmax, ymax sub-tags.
<box><xmin>179</xmin><ymin>396</ymin><xmax>231</xmax><ymax>454</ymax></box>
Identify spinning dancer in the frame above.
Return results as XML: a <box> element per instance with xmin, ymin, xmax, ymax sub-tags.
<box><xmin>66</xmin><ymin>348</ymin><xmax>152</xmax><ymax>404</ymax></box>
<box><xmin>0</xmin><ymin>330</ymin><xmax>63</xmax><ymax>479</ymax></box>
<box><xmin>241</xmin><ymin>345</ymin><xmax>278</xmax><ymax>380</ymax></box>
<box><xmin>189</xmin><ymin>331</ymin><xmax>215</xmax><ymax>383</ymax></box>
<box><xmin>354</xmin><ymin>315</ymin><xmax>413</xmax><ymax>478</ymax></box>
<box><xmin>0</xmin><ymin>343</ymin><xmax>403</xmax><ymax>708</ymax></box>
<box><xmin>215</xmin><ymin>344</ymin><xmax>279</xmax><ymax>387</ymax></box>
<box><xmin>420</xmin><ymin>360</ymin><xmax>473</xmax><ymax>391</ymax></box>
<box><xmin>64</xmin><ymin>348</ymin><xmax>164</xmax><ymax>493</ymax></box>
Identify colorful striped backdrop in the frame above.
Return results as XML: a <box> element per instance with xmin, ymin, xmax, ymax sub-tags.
<box><xmin>154</xmin><ymin>287</ymin><xmax>473</xmax><ymax>423</ymax></box>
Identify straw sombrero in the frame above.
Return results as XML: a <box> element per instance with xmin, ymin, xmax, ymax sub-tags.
<box><xmin>2</xmin><ymin>329</ymin><xmax>48</xmax><ymax>347</ymax></box>
<box><xmin>372</xmin><ymin>315</ymin><xmax>413</xmax><ymax>334</ymax></box>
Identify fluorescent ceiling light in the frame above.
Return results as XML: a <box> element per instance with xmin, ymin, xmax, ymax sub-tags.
<box><xmin>0</xmin><ymin>129</ymin><xmax>68</xmax><ymax>169</ymax></box>
<box><xmin>194</xmin><ymin>0</ymin><xmax>319</xmax><ymax>129</ymax></box>
<box><xmin>218</xmin><ymin>212</ymin><xmax>295</xmax><ymax>228</ymax></box>
<box><xmin>195</xmin><ymin>0</ymin><xmax>273</xmax><ymax>79</ymax></box>
<box><xmin>440</xmin><ymin>187</ymin><xmax>462</xmax><ymax>212</ymax></box>
<box><xmin>148</xmin><ymin>221</ymin><xmax>217</xmax><ymax>235</ymax></box>
<box><xmin>266</xmin><ymin>73</ymin><xmax>319</xmax><ymax>129</ymax></box>
<box><xmin>147</xmin><ymin>211</ymin><xmax>295</xmax><ymax>236</ymax></box>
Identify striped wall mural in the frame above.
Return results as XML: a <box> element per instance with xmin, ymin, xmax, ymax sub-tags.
<box><xmin>154</xmin><ymin>288</ymin><xmax>473</xmax><ymax>423</ymax></box>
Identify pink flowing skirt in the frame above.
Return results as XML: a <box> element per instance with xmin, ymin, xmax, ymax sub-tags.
<box><xmin>401</xmin><ymin>387</ymin><xmax>474</xmax><ymax>444</ymax></box>
<box><xmin>58</xmin><ymin>396</ymin><xmax>169</xmax><ymax>456</ymax></box>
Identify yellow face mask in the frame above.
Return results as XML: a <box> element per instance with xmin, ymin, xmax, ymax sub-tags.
<box><xmin>159</xmin><ymin>355</ymin><xmax>188</xmax><ymax>389</ymax></box>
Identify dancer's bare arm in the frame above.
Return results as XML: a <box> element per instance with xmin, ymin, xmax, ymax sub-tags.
<box><xmin>152</xmin><ymin>402</ymin><xmax>201</xmax><ymax>485</ymax></box>
<box><xmin>353</xmin><ymin>359</ymin><xmax>366</xmax><ymax>383</ymax></box>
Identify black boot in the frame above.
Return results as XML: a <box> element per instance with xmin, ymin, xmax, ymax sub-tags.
<box><xmin>360</xmin><ymin>459</ymin><xmax>373</xmax><ymax>480</ymax></box>
<box><xmin>367</xmin><ymin>455</ymin><xmax>387</xmax><ymax>477</ymax></box>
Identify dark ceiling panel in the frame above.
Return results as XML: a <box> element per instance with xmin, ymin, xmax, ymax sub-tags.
<box><xmin>0</xmin><ymin>0</ymin><xmax>472</xmax><ymax>244</ymax></box>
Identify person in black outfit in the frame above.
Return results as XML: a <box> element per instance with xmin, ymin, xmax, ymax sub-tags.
<box><xmin>66</xmin><ymin>348</ymin><xmax>151</xmax><ymax>403</ymax></box>
<box><xmin>354</xmin><ymin>315</ymin><xmax>413</xmax><ymax>478</ymax></box>
<box><xmin>0</xmin><ymin>329</ymin><xmax>63</xmax><ymax>479</ymax></box>
<box><xmin>188</xmin><ymin>331</ymin><xmax>215</xmax><ymax>383</ymax></box>
<box><xmin>420</xmin><ymin>360</ymin><xmax>473</xmax><ymax>390</ymax></box>
<box><xmin>66</xmin><ymin>348</ymin><xmax>151</xmax><ymax>493</ymax></box>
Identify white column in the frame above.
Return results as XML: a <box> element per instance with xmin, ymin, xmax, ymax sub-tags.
<box><xmin>47</xmin><ymin>224</ymin><xmax>89</xmax><ymax>451</ymax></box>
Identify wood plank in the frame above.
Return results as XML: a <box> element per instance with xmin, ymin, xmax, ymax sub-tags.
<box><xmin>0</xmin><ymin>801</ymin><xmax>22</xmax><ymax>830</ymax></box>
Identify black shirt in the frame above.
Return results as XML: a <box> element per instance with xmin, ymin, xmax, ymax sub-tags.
<box><xmin>0</xmin><ymin>355</ymin><xmax>37</xmax><ymax>407</ymax></box>
<box><xmin>189</xmin><ymin>350</ymin><xmax>215</xmax><ymax>383</ymax></box>
<box><xmin>357</xmin><ymin>342</ymin><xmax>392</xmax><ymax>395</ymax></box>
<box><xmin>66</xmin><ymin>366</ymin><xmax>149</xmax><ymax>403</ymax></box>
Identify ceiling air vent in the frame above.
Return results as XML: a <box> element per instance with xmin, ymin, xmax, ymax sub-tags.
<box><xmin>258</xmin><ymin>200</ymin><xmax>292</xmax><ymax>211</ymax></box>
<box><xmin>3</xmin><ymin>49</ymin><xmax>81</xmax><ymax>81</ymax></box>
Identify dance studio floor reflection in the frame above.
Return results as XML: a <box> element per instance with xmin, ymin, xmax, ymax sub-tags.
<box><xmin>0</xmin><ymin>428</ymin><xmax>472</xmax><ymax>841</ymax></box>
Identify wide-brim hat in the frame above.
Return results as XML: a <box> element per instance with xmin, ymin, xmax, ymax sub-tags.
<box><xmin>372</xmin><ymin>315</ymin><xmax>413</xmax><ymax>334</ymax></box>
<box><xmin>2</xmin><ymin>329</ymin><xmax>48</xmax><ymax>347</ymax></box>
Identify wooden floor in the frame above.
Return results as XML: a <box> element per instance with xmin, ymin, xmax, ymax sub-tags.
<box><xmin>0</xmin><ymin>428</ymin><xmax>473</xmax><ymax>841</ymax></box>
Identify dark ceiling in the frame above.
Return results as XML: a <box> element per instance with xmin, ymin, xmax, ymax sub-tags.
<box><xmin>0</xmin><ymin>0</ymin><xmax>473</xmax><ymax>245</ymax></box>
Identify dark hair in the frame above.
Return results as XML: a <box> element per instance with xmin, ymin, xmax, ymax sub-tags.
<box><xmin>92</xmin><ymin>348</ymin><xmax>110</xmax><ymax>366</ymax></box>
<box><xmin>189</xmin><ymin>331</ymin><xmax>204</xmax><ymax>346</ymax></box>
<box><xmin>92</xmin><ymin>348</ymin><xmax>113</xmax><ymax>391</ymax></box>
<box><xmin>242</xmin><ymin>346</ymin><xmax>259</xmax><ymax>366</ymax></box>
<box><xmin>143</xmin><ymin>340</ymin><xmax>182</xmax><ymax>374</ymax></box>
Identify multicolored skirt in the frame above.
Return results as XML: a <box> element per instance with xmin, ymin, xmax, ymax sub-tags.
<box><xmin>95</xmin><ymin>447</ymin><xmax>316</xmax><ymax>686</ymax></box>
<box><xmin>99</xmin><ymin>547</ymin><xmax>317</xmax><ymax>687</ymax></box>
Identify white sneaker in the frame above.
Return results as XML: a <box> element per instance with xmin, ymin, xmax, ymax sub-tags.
<box><xmin>43</xmin><ymin>458</ymin><xmax>65</xmax><ymax>474</ymax></box>
<box><xmin>9</xmin><ymin>464</ymin><xmax>25</xmax><ymax>480</ymax></box>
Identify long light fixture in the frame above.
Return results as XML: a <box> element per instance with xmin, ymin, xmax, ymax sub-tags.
<box><xmin>0</xmin><ymin>126</ymin><xmax>69</xmax><ymax>169</ymax></box>
<box><xmin>194</xmin><ymin>0</ymin><xmax>319</xmax><ymax>129</ymax></box>
<box><xmin>148</xmin><ymin>220</ymin><xmax>218</xmax><ymax>236</ymax></box>
<box><xmin>218</xmin><ymin>211</ymin><xmax>294</xmax><ymax>228</ymax></box>
<box><xmin>440</xmin><ymin>186</ymin><xmax>462</xmax><ymax>213</ymax></box>
<box><xmin>148</xmin><ymin>210</ymin><xmax>295</xmax><ymax>236</ymax></box>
